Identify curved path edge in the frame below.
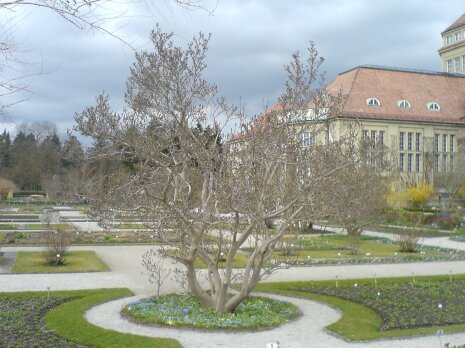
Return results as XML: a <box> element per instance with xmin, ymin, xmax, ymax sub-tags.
<box><xmin>85</xmin><ymin>292</ymin><xmax>465</xmax><ymax>348</ymax></box>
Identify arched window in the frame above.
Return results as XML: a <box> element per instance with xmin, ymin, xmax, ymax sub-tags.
<box><xmin>366</xmin><ymin>98</ymin><xmax>380</xmax><ymax>107</ymax></box>
<box><xmin>427</xmin><ymin>102</ymin><xmax>440</xmax><ymax>111</ymax></box>
<box><xmin>397</xmin><ymin>100</ymin><xmax>411</xmax><ymax>109</ymax></box>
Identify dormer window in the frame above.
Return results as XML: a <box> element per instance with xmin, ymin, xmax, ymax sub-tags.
<box><xmin>397</xmin><ymin>100</ymin><xmax>411</xmax><ymax>109</ymax></box>
<box><xmin>427</xmin><ymin>102</ymin><xmax>440</xmax><ymax>111</ymax></box>
<box><xmin>366</xmin><ymin>98</ymin><xmax>380</xmax><ymax>107</ymax></box>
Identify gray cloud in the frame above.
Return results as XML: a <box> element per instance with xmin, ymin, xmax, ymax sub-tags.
<box><xmin>2</xmin><ymin>0</ymin><xmax>464</xmax><ymax>135</ymax></box>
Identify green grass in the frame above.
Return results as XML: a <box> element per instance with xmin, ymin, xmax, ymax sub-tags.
<box><xmin>11</xmin><ymin>251</ymin><xmax>110</xmax><ymax>273</ymax></box>
<box><xmin>0</xmin><ymin>223</ymin><xmax>68</xmax><ymax>230</ymax></box>
<box><xmin>256</xmin><ymin>274</ymin><xmax>465</xmax><ymax>341</ymax></box>
<box><xmin>270</xmin><ymin>234</ymin><xmax>464</xmax><ymax>264</ymax></box>
<box><xmin>194</xmin><ymin>252</ymin><xmax>249</xmax><ymax>268</ymax></box>
<box><xmin>0</xmin><ymin>223</ymin><xmax>16</xmax><ymax>230</ymax></box>
<box><xmin>112</xmin><ymin>223</ymin><xmax>146</xmax><ymax>229</ymax></box>
<box><xmin>0</xmin><ymin>289</ymin><xmax>182</xmax><ymax>348</ymax></box>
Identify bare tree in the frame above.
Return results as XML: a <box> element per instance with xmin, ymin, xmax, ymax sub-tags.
<box><xmin>330</xmin><ymin>131</ymin><xmax>390</xmax><ymax>254</ymax></box>
<box><xmin>75</xmin><ymin>29</ymin><xmax>379</xmax><ymax>314</ymax></box>
<box><xmin>142</xmin><ymin>248</ymin><xmax>172</xmax><ymax>297</ymax></box>
<box><xmin>42</xmin><ymin>213</ymin><xmax>72</xmax><ymax>265</ymax></box>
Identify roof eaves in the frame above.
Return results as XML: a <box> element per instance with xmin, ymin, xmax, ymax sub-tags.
<box><xmin>339</xmin><ymin>64</ymin><xmax>465</xmax><ymax>78</ymax></box>
<box><xmin>441</xmin><ymin>13</ymin><xmax>465</xmax><ymax>35</ymax></box>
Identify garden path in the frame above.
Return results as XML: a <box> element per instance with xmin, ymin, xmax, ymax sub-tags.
<box><xmin>0</xmin><ymin>251</ymin><xmax>16</xmax><ymax>273</ymax></box>
<box><xmin>3</xmin><ymin>244</ymin><xmax>465</xmax><ymax>347</ymax></box>
<box><xmin>86</xmin><ymin>290</ymin><xmax>465</xmax><ymax>348</ymax></box>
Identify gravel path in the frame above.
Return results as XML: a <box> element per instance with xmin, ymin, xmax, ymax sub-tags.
<box><xmin>0</xmin><ymin>251</ymin><xmax>16</xmax><ymax>273</ymax></box>
<box><xmin>86</xmin><ymin>292</ymin><xmax>465</xmax><ymax>348</ymax></box>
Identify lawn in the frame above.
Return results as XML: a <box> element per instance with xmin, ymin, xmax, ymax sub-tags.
<box><xmin>0</xmin><ymin>289</ymin><xmax>182</xmax><ymax>348</ymax></box>
<box><xmin>256</xmin><ymin>274</ymin><xmax>465</xmax><ymax>341</ymax></box>
<box><xmin>11</xmin><ymin>251</ymin><xmax>110</xmax><ymax>273</ymax></box>
<box><xmin>194</xmin><ymin>252</ymin><xmax>249</xmax><ymax>268</ymax></box>
<box><xmin>0</xmin><ymin>223</ymin><xmax>67</xmax><ymax>230</ymax></box>
<box><xmin>270</xmin><ymin>234</ymin><xmax>465</xmax><ymax>265</ymax></box>
<box><xmin>112</xmin><ymin>223</ymin><xmax>146</xmax><ymax>229</ymax></box>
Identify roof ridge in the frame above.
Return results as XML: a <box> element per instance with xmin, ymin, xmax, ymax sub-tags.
<box><xmin>339</xmin><ymin>64</ymin><xmax>465</xmax><ymax>78</ymax></box>
<box><xmin>442</xmin><ymin>12</ymin><xmax>465</xmax><ymax>34</ymax></box>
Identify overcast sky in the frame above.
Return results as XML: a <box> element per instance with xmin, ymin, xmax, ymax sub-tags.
<box><xmin>1</xmin><ymin>0</ymin><xmax>464</xmax><ymax>137</ymax></box>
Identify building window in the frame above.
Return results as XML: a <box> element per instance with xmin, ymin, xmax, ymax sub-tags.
<box><xmin>451</xmin><ymin>154</ymin><xmax>455</xmax><ymax>171</ymax></box>
<box><xmin>407</xmin><ymin>132</ymin><xmax>413</xmax><ymax>151</ymax></box>
<box><xmin>434</xmin><ymin>154</ymin><xmax>440</xmax><ymax>173</ymax></box>
<box><xmin>379</xmin><ymin>131</ymin><xmax>385</xmax><ymax>145</ymax></box>
<box><xmin>463</xmin><ymin>55</ymin><xmax>465</xmax><ymax>70</ymax></box>
<box><xmin>447</xmin><ymin>59</ymin><xmax>454</xmax><ymax>73</ymax></box>
<box><xmin>435</xmin><ymin>133</ymin><xmax>440</xmax><ymax>152</ymax></box>
<box><xmin>299</xmin><ymin>132</ymin><xmax>315</xmax><ymax>147</ymax></box>
<box><xmin>399</xmin><ymin>132</ymin><xmax>405</xmax><ymax>151</ymax></box>
<box><xmin>443</xmin><ymin>134</ymin><xmax>447</xmax><ymax>152</ymax></box>
<box><xmin>427</xmin><ymin>102</ymin><xmax>440</xmax><ymax>111</ymax></box>
<box><xmin>455</xmin><ymin>57</ymin><xmax>462</xmax><ymax>72</ymax></box>
<box><xmin>408</xmin><ymin>153</ymin><xmax>413</xmax><ymax>172</ymax></box>
<box><xmin>450</xmin><ymin>135</ymin><xmax>455</xmax><ymax>152</ymax></box>
<box><xmin>456</xmin><ymin>32</ymin><xmax>462</xmax><ymax>41</ymax></box>
<box><xmin>397</xmin><ymin>100</ymin><xmax>411</xmax><ymax>109</ymax></box>
<box><xmin>400</xmin><ymin>153</ymin><xmax>405</xmax><ymax>172</ymax></box>
<box><xmin>446</xmin><ymin>35</ymin><xmax>452</xmax><ymax>44</ymax></box>
<box><xmin>415</xmin><ymin>153</ymin><xmax>421</xmax><ymax>172</ymax></box>
<box><xmin>366</xmin><ymin>98</ymin><xmax>380</xmax><ymax>106</ymax></box>
<box><xmin>371</xmin><ymin>130</ymin><xmax>377</xmax><ymax>149</ymax></box>
<box><xmin>443</xmin><ymin>154</ymin><xmax>447</xmax><ymax>172</ymax></box>
<box><xmin>363</xmin><ymin>130</ymin><xmax>368</xmax><ymax>138</ymax></box>
<box><xmin>415</xmin><ymin>132</ymin><xmax>421</xmax><ymax>151</ymax></box>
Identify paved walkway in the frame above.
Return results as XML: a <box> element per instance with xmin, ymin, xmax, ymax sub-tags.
<box><xmin>2</xmin><ymin>241</ymin><xmax>465</xmax><ymax>347</ymax></box>
<box><xmin>86</xmin><ymin>292</ymin><xmax>465</xmax><ymax>348</ymax></box>
<box><xmin>0</xmin><ymin>251</ymin><xmax>16</xmax><ymax>273</ymax></box>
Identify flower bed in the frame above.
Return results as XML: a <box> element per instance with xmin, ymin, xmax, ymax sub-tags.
<box><xmin>300</xmin><ymin>280</ymin><xmax>465</xmax><ymax>331</ymax></box>
<box><xmin>0</xmin><ymin>297</ymin><xmax>84</xmax><ymax>347</ymax></box>
<box><xmin>123</xmin><ymin>294</ymin><xmax>300</xmax><ymax>330</ymax></box>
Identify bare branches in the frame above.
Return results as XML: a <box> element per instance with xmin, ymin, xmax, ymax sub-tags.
<box><xmin>76</xmin><ymin>29</ymin><xmax>385</xmax><ymax>315</ymax></box>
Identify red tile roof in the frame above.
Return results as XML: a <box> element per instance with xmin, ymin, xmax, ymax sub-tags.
<box><xmin>442</xmin><ymin>13</ymin><xmax>465</xmax><ymax>34</ymax></box>
<box><xmin>326</xmin><ymin>65</ymin><xmax>465</xmax><ymax>125</ymax></box>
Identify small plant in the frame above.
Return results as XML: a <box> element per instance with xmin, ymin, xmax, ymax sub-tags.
<box><xmin>396</xmin><ymin>228</ymin><xmax>421</xmax><ymax>253</ymax></box>
<box><xmin>123</xmin><ymin>294</ymin><xmax>300</xmax><ymax>330</ymax></box>
<box><xmin>42</xmin><ymin>225</ymin><xmax>72</xmax><ymax>266</ymax></box>
<box><xmin>404</xmin><ymin>181</ymin><xmax>434</xmax><ymax>208</ymax></box>
<box><xmin>347</xmin><ymin>226</ymin><xmax>362</xmax><ymax>255</ymax></box>
<box><xmin>142</xmin><ymin>249</ymin><xmax>172</xmax><ymax>297</ymax></box>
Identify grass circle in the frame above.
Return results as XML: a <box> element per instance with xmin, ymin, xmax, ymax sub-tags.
<box><xmin>123</xmin><ymin>293</ymin><xmax>300</xmax><ymax>330</ymax></box>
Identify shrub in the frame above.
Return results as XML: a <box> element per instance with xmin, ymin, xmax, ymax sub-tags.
<box><xmin>384</xmin><ymin>212</ymin><xmax>398</xmax><ymax>223</ymax></box>
<box><xmin>404</xmin><ymin>182</ymin><xmax>434</xmax><ymax>208</ymax></box>
<box><xmin>396</xmin><ymin>228</ymin><xmax>421</xmax><ymax>252</ymax></box>
<box><xmin>457</xmin><ymin>185</ymin><xmax>465</xmax><ymax>198</ymax></box>
<box><xmin>386</xmin><ymin>191</ymin><xmax>407</xmax><ymax>209</ymax></box>
<box><xmin>42</xmin><ymin>225</ymin><xmax>72</xmax><ymax>266</ymax></box>
<box><xmin>432</xmin><ymin>215</ymin><xmax>461</xmax><ymax>229</ymax></box>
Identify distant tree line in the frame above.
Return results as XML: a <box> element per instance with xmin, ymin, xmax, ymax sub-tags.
<box><xmin>0</xmin><ymin>121</ymin><xmax>87</xmax><ymax>200</ymax></box>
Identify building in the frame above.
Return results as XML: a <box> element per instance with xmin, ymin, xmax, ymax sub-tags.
<box><xmin>323</xmin><ymin>65</ymin><xmax>465</xmax><ymax>184</ymax></box>
<box><xmin>439</xmin><ymin>13</ymin><xmax>465</xmax><ymax>73</ymax></box>
<box><xmin>302</xmin><ymin>13</ymin><xmax>465</xmax><ymax>187</ymax></box>
<box><xmin>231</xmin><ymin>13</ymin><xmax>465</xmax><ymax>189</ymax></box>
